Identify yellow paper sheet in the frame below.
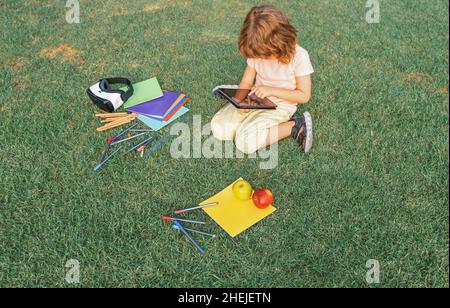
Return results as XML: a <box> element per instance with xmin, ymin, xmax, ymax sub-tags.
<box><xmin>201</xmin><ymin>178</ymin><xmax>277</xmax><ymax>237</ymax></box>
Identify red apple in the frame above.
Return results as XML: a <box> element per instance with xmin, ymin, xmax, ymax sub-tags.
<box><xmin>252</xmin><ymin>189</ymin><xmax>274</xmax><ymax>209</ymax></box>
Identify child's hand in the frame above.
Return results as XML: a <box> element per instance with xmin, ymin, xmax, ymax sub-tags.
<box><xmin>249</xmin><ymin>86</ymin><xmax>273</xmax><ymax>99</ymax></box>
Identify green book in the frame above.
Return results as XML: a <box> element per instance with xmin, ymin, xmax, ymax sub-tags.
<box><xmin>122</xmin><ymin>77</ymin><xmax>163</xmax><ymax>109</ymax></box>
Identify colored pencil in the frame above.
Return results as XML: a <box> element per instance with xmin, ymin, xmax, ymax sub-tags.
<box><xmin>97</xmin><ymin>117</ymin><xmax>135</xmax><ymax>132</ymax></box>
<box><xmin>110</xmin><ymin>132</ymin><xmax>147</xmax><ymax>145</ymax></box>
<box><xmin>162</xmin><ymin>216</ymin><xmax>206</xmax><ymax>225</ymax></box>
<box><xmin>95</xmin><ymin>112</ymin><xmax>129</xmax><ymax>118</ymax></box>
<box><xmin>100</xmin><ymin>115</ymin><xmax>135</xmax><ymax>123</ymax></box>
<box><xmin>101</xmin><ymin>117</ymin><xmax>134</xmax><ymax>123</ymax></box>
<box><xmin>172</xmin><ymin>224</ymin><xmax>216</xmax><ymax>238</ymax></box>
<box><xmin>129</xmin><ymin>129</ymin><xmax>153</xmax><ymax>132</ymax></box>
<box><xmin>98</xmin><ymin>142</ymin><xmax>111</xmax><ymax>162</ymax></box>
<box><xmin>173</xmin><ymin>221</ymin><xmax>205</xmax><ymax>254</ymax></box>
<box><xmin>121</xmin><ymin>136</ymin><xmax>154</xmax><ymax>157</ymax></box>
<box><xmin>111</xmin><ymin>123</ymin><xmax>138</xmax><ymax>141</ymax></box>
<box><xmin>98</xmin><ymin>114</ymin><xmax>136</xmax><ymax>125</ymax></box>
<box><xmin>97</xmin><ymin>119</ymin><xmax>130</xmax><ymax>132</ymax></box>
<box><xmin>174</xmin><ymin>202</ymin><xmax>219</xmax><ymax>214</ymax></box>
<box><xmin>93</xmin><ymin>146</ymin><xmax>123</xmax><ymax>172</ymax></box>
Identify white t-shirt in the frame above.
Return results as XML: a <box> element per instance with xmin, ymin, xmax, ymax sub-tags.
<box><xmin>247</xmin><ymin>45</ymin><xmax>314</xmax><ymax>114</ymax></box>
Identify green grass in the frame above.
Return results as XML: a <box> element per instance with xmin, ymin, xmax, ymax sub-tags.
<box><xmin>0</xmin><ymin>0</ymin><xmax>448</xmax><ymax>288</ymax></box>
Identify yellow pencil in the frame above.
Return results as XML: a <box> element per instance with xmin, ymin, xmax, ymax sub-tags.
<box><xmin>95</xmin><ymin>112</ymin><xmax>129</xmax><ymax>118</ymax></box>
<box><xmin>97</xmin><ymin>118</ymin><xmax>133</xmax><ymax>132</ymax></box>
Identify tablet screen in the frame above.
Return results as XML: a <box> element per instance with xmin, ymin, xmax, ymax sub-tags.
<box><xmin>218</xmin><ymin>88</ymin><xmax>277</xmax><ymax>109</ymax></box>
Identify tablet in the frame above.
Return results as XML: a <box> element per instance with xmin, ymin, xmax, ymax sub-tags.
<box><xmin>216</xmin><ymin>88</ymin><xmax>277</xmax><ymax>110</ymax></box>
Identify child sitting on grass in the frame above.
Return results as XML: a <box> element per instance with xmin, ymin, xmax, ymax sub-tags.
<box><xmin>211</xmin><ymin>5</ymin><xmax>314</xmax><ymax>154</ymax></box>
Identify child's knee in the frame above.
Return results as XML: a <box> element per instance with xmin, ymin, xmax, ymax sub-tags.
<box><xmin>211</xmin><ymin>115</ymin><xmax>235</xmax><ymax>141</ymax></box>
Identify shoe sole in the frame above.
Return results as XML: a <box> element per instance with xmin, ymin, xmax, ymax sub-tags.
<box><xmin>303</xmin><ymin>112</ymin><xmax>313</xmax><ymax>153</ymax></box>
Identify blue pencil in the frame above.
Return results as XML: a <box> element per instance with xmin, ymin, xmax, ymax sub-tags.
<box><xmin>172</xmin><ymin>224</ymin><xmax>216</xmax><ymax>238</ymax></box>
<box><xmin>129</xmin><ymin>129</ymin><xmax>153</xmax><ymax>132</ymax></box>
<box><xmin>110</xmin><ymin>132</ymin><xmax>147</xmax><ymax>146</ymax></box>
<box><xmin>173</xmin><ymin>221</ymin><xmax>205</xmax><ymax>254</ymax></box>
<box><xmin>93</xmin><ymin>146</ymin><xmax>123</xmax><ymax>172</ymax></box>
<box><xmin>98</xmin><ymin>142</ymin><xmax>111</xmax><ymax>162</ymax></box>
<box><xmin>121</xmin><ymin>136</ymin><xmax>154</xmax><ymax>157</ymax></box>
<box><xmin>112</xmin><ymin>123</ymin><xmax>138</xmax><ymax>141</ymax></box>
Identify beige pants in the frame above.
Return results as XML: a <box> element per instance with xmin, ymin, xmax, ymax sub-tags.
<box><xmin>211</xmin><ymin>104</ymin><xmax>294</xmax><ymax>154</ymax></box>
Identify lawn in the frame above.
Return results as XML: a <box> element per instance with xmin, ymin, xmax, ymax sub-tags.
<box><xmin>0</xmin><ymin>0</ymin><xmax>448</xmax><ymax>288</ymax></box>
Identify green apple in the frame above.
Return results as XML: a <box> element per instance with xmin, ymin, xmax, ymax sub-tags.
<box><xmin>232</xmin><ymin>180</ymin><xmax>253</xmax><ymax>201</ymax></box>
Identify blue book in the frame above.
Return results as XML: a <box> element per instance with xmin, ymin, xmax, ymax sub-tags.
<box><xmin>137</xmin><ymin>107</ymin><xmax>189</xmax><ymax>131</ymax></box>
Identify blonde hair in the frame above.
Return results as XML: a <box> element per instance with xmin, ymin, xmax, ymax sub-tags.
<box><xmin>239</xmin><ymin>5</ymin><xmax>297</xmax><ymax>64</ymax></box>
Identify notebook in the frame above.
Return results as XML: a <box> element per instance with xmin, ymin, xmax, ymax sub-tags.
<box><xmin>137</xmin><ymin>107</ymin><xmax>190</xmax><ymax>131</ymax></box>
<box><xmin>122</xmin><ymin>77</ymin><xmax>163</xmax><ymax>109</ymax></box>
<box><xmin>127</xmin><ymin>91</ymin><xmax>183</xmax><ymax>119</ymax></box>
<box><xmin>134</xmin><ymin>96</ymin><xmax>189</xmax><ymax>122</ymax></box>
<box><xmin>163</xmin><ymin>97</ymin><xmax>189</xmax><ymax>122</ymax></box>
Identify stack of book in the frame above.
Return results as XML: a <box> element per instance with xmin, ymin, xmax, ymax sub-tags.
<box><xmin>123</xmin><ymin>78</ymin><xmax>189</xmax><ymax>131</ymax></box>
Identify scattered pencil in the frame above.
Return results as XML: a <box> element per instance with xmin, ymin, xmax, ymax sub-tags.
<box><xmin>96</xmin><ymin>112</ymin><xmax>137</xmax><ymax>132</ymax></box>
<box><xmin>173</xmin><ymin>221</ymin><xmax>205</xmax><ymax>254</ymax></box>
<box><xmin>172</xmin><ymin>224</ymin><xmax>216</xmax><ymax>238</ymax></box>
<box><xmin>130</xmin><ymin>129</ymin><xmax>153</xmax><ymax>132</ymax></box>
<box><xmin>110</xmin><ymin>132</ymin><xmax>147</xmax><ymax>146</ymax></box>
<box><xmin>97</xmin><ymin>119</ymin><xmax>132</xmax><ymax>132</ymax></box>
<box><xmin>95</xmin><ymin>112</ymin><xmax>129</xmax><ymax>118</ymax></box>
<box><xmin>174</xmin><ymin>202</ymin><xmax>219</xmax><ymax>214</ymax></box>
<box><xmin>121</xmin><ymin>136</ymin><xmax>154</xmax><ymax>157</ymax></box>
<box><xmin>93</xmin><ymin>146</ymin><xmax>123</xmax><ymax>172</ymax></box>
<box><xmin>98</xmin><ymin>142</ymin><xmax>111</xmax><ymax>163</ymax></box>
<box><xmin>162</xmin><ymin>216</ymin><xmax>206</xmax><ymax>225</ymax></box>
<box><xmin>93</xmin><ymin>123</ymin><xmax>157</xmax><ymax>172</ymax></box>
<box><xmin>110</xmin><ymin>123</ymin><xmax>138</xmax><ymax>142</ymax></box>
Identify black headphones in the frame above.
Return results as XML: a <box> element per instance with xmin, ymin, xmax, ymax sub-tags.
<box><xmin>98</xmin><ymin>77</ymin><xmax>134</xmax><ymax>102</ymax></box>
<box><xmin>87</xmin><ymin>77</ymin><xmax>134</xmax><ymax>112</ymax></box>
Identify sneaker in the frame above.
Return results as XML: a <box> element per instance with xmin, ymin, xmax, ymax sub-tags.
<box><xmin>290</xmin><ymin>111</ymin><xmax>313</xmax><ymax>153</ymax></box>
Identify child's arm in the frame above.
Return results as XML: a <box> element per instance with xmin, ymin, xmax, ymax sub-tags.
<box><xmin>239</xmin><ymin>65</ymin><xmax>256</xmax><ymax>89</ymax></box>
<box><xmin>234</xmin><ymin>65</ymin><xmax>256</xmax><ymax>112</ymax></box>
<box><xmin>250</xmin><ymin>75</ymin><xmax>312</xmax><ymax>105</ymax></box>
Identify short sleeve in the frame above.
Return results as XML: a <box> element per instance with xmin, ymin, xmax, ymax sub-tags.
<box><xmin>294</xmin><ymin>48</ymin><xmax>314</xmax><ymax>77</ymax></box>
<box><xmin>247</xmin><ymin>58</ymin><xmax>255</xmax><ymax>69</ymax></box>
